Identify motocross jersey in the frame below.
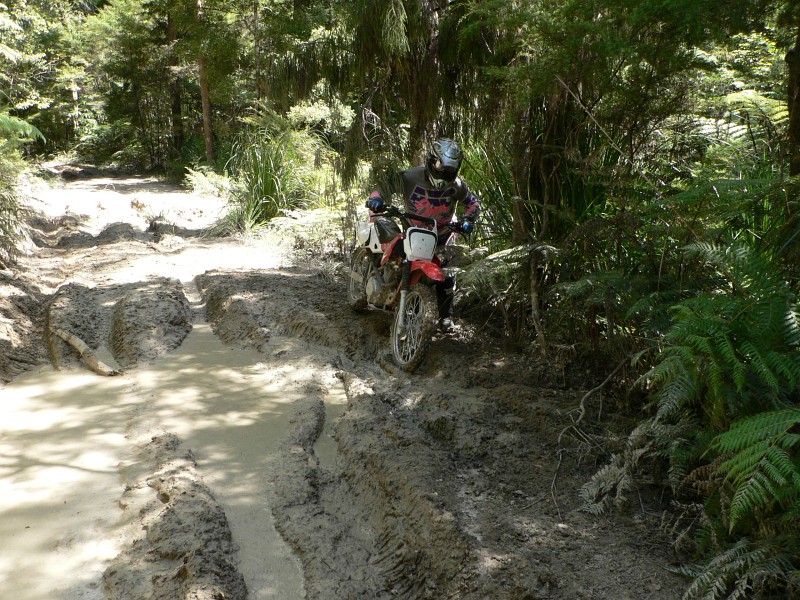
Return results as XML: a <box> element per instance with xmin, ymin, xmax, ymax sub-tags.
<box><xmin>381</xmin><ymin>166</ymin><xmax>480</xmax><ymax>244</ymax></box>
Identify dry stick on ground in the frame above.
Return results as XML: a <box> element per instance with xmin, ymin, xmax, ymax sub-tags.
<box><xmin>52</xmin><ymin>328</ymin><xmax>122</xmax><ymax>376</ymax></box>
<box><xmin>550</xmin><ymin>355</ymin><xmax>630</xmax><ymax>520</ymax></box>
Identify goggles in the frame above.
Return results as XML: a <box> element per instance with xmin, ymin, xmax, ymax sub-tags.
<box><xmin>430</xmin><ymin>160</ymin><xmax>458</xmax><ymax>182</ymax></box>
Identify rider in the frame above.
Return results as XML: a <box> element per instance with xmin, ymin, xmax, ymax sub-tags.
<box><xmin>365</xmin><ymin>138</ymin><xmax>481</xmax><ymax>333</ymax></box>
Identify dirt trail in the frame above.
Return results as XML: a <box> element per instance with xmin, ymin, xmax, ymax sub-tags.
<box><xmin>2</xmin><ymin>173</ymin><xmax>311</xmax><ymax>598</ymax></box>
<box><xmin>1</xmin><ymin>171</ymin><xmax>687</xmax><ymax>599</ymax></box>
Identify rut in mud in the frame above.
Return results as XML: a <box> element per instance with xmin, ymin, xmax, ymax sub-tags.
<box><xmin>0</xmin><ymin>172</ymin><xmax>685</xmax><ymax>599</ymax></box>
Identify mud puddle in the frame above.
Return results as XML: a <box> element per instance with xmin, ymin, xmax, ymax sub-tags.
<box><xmin>1</xmin><ymin>173</ymin><xmax>317</xmax><ymax>598</ymax></box>
<box><xmin>0</xmin><ymin>319</ymin><xmax>316</xmax><ymax>599</ymax></box>
<box><xmin>0</xmin><ymin>366</ymin><xmax>130</xmax><ymax>600</ymax></box>
<box><xmin>129</xmin><ymin>321</ymin><xmax>307</xmax><ymax>599</ymax></box>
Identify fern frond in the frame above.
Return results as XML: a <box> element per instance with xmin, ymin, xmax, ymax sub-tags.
<box><xmin>682</xmin><ymin>539</ymin><xmax>769</xmax><ymax>599</ymax></box>
<box><xmin>0</xmin><ymin>42</ymin><xmax>20</xmax><ymax>62</ymax></box>
<box><xmin>579</xmin><ymin>456</ymin><xmax>630</xmax><ymax>515</ymax></box>
<box><xmin>741</xmin><ymin>341</ymin><xmax>781</xmax><ymax>392</ymax></box>
<box><xmin>785</xmin><ymin>305</ymin><xmax>800</xmax><ymax>344</ymax></box>
<box><xmin>685</xmin><ymin>241</ymin><xmax>786</xmax><ymax>299</ymax></box>
<box><xmin>714</xmin><ymin>409</ymin><xmax>800</xmax><ymax>453</ymax></box>
<box><xmin>728</xmin><ymin>468</ymin><xmax>781</xmax><ymax>527</ymax></box>
<box><xmin>655</xmin><ymin>372</ymin><xmax>697</xmax><ymax>420</ymax></box>
<box><xmin>0</xmin><ymin>112</ymin><xmax>45</xmax><ymax>142</ymax></box>
<box><xmin>681</xmin><ymin>536</ymin><xmax>799</xmax><ymax>600</ymax></box>
<box><xmin>713</xmin><ymin>409</ymin><xmax>800</xmax><ymax>531</ymax></box>
<box><xmin>724</xmin><ymin>90</ymin><xmax>789</xmax><ymax>129</ymax></box>
<box><xmin>765</xmin><ymin>349</ymin><xmax>800</xmax><ymax>387</ymax></box>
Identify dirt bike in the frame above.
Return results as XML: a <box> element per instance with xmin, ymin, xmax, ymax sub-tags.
<box><xmin>347</xmin><ymin>205</ymin><xmax>455</xmax><ymax>373</ymax></box>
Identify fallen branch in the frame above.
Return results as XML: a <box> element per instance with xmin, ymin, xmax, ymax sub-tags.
<box><xmin>52</xmin><ymin>328</ymin><xmax>122</xmax><ymax>376</ymax></box>
<box><xmin>552</xmin><ymin>355</ymin><xmax>630</xmax><ymax>517</ymax></box>
<box><xmin>572</xmin><ymin>355</ymin><xmax>629</xmax><ymax>428</ymax></box>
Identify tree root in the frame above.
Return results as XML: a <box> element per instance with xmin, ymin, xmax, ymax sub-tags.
<box><xmin>52</xmin><ymin>328</ymin><xmax>122</xmax><ymax>376</ymax></box>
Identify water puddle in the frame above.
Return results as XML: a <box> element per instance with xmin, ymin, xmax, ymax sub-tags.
<box><xmin>0</xmin><ymin>367</ymin><xmax>132</xmax><ymax>600</ymax></box>
<box><xmin>132</xmin><ymin>323</ymin><xmax>305</xmax><ymax>600</ymax></box>
<box><xmin>0</xmin><ymin>323</ymin><xmax>309</xmax><ymax>600</ymax></box>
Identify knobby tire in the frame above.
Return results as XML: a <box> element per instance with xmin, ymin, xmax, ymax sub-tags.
<box><xmin>391</xmin><ymin>284</ymin><xmax>437</xmax><ymax>373</ymax></box>
<box><xmin>347</xmin><ymin>247</ymin><xmax>371</xmax><ymax>312</ymax></box>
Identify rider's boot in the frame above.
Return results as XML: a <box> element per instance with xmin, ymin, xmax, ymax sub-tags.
<box><xmin>436</xmin><ymin>276</ymin><xmax>456</xmax><ymax>333</ymax></box>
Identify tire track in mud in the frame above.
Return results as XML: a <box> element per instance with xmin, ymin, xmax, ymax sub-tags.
<box><xmin>200</xmin><ymin>266</ymin><xmax>686</xmax><ymax>600</ymax></box>
<box><xmin>198</xmin><ymin>268</ymin><xmax>497</xmax><ymax>597</ymax></box>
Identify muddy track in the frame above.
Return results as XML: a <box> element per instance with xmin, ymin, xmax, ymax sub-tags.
<box><xmin>199</xmin><ymin>268</ymin><xmax>684</xmax><ymax>599</ymax></box>
<box><xmin>0</xmin><ymin>174</ymin><xmax>685</xmax><ymax>599</ymax></box>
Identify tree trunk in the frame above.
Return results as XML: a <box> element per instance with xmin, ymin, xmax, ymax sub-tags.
<box><xmin>786</xmin><ymin>29</ymin><xmax>800</xmax><ymax>176</ymax></box>
<box><xmin>167</xmin><ymin>13</ymin><xmax>184</xmax><ymax>155</ymax></box>
<box><xmin>198</xmin><ymin>53</ymin><xmax>214</xmax><ymax>164</ymax></box>
<box><xmin>510</xmin><ymin>107</ymin><xmax>535</xmax><ymax>244</ymax></box>
<box><xmin>196</xmin><ymin>0</ymin><xmax>214</xmax><ymax>164</ymax></box>
<box><xmin>252</xmin><ymin>1</ymin><xmax>266</xmax><ymax>99</ymax></box>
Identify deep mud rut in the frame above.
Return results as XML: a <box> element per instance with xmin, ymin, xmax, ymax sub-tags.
<box><xmin>1</xmin><ymin>172</ymin><xmax>686</xmax><ymax>599</ymax></box>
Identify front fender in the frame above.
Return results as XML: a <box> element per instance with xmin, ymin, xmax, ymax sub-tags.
<box><xmin>409</xmin><ymin>260</ymin><xmax>445</xmax><ymax>285</ymax></box>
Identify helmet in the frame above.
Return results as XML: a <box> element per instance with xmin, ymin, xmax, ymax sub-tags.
<box><xmin>426</xmin><ymin>138</ymin><xmax>463</xmax><ymax>190</ymax></box>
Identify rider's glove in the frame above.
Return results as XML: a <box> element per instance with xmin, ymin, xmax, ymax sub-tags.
<box><xmin>366</xmin><ymin>197</ymin><xmax>385</xmax><ymax>213</ymax></box>
<box><xmin>459</xmin><ymin>220</ymin><xmax>474</xmax><ymax>234</ymax></box>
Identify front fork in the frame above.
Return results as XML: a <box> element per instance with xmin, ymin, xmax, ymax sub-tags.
<box><xmin>395</xmin><ymin>261</ymin><xmax>412</xmax><ymax>335</ymax></box>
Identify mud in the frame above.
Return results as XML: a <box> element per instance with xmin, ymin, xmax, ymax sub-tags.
<box><xmin>0</xmin><ymin>172</ymin><xmax>685</xmax><ymax>599</ymax></box>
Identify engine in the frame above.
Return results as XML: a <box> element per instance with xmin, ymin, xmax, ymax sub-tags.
<box><xmin>365</xmin><ymin>261</ymin><xmax>401</xmax><ymax>306</ymax></box>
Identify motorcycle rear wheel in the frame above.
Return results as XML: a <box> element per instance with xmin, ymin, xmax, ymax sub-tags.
<box><xmin>391</xmin><ymin>284</ymin><xmax>437</xmax><ymax>372</ymax></box>
<box><xmin>347</xmin><ymin>247</ymin><xmax>371</xmax><ymax>312</ymax></box>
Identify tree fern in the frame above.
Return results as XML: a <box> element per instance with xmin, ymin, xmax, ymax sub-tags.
<box><xmin>0</xmin><ymin>112</ymin><xmax>44</xmax><ymax>142</ymax></box>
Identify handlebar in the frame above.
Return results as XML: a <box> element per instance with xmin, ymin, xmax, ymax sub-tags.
<box><xmin>382</xmin><ymin>205</ymin><xmax>437</xmax><ymax>227</ymax></box>
<box><xmin>369</xmin><ymin>203</ymin><xmax>467</xmax><ymax>234</ymax></box>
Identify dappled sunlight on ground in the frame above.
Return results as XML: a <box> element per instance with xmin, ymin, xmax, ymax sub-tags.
<box><xmin>0</xmin><ymin>368</ymin><xmax>131</xmax><ymax>600</ymax></box>
<box><xmin>130</xmin><ymin>322</ymin><xmax>305</xmax><ymax>599</ymax></box>
<box><xmin>0</xmin><ymin>321</ymin><xmax>310</xmax><ymax>599</ymax></box>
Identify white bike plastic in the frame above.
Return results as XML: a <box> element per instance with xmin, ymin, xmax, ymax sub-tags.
<box><xmin>403</xmin><ymin>227</ymin><xmax>437</xmax><ymax>261</ymax></box>
<box><xmin>356</xmin><ymin>222</ymin><xmax>370</xmax><ymax>245</ymax></box>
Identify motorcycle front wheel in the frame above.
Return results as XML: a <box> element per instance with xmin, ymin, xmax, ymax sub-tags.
<box><xmin>347</xmin><ymin>247</ymin><xmax>371</xmax><ymax>312</ymax></box>
<box><xmin>391</xmin><ymin>284</ymin><xmax>437</xmax><ymax>372</ymax></box>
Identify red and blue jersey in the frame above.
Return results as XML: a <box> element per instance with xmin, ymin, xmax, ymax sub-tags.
<box><xmin>372</xmin><ymin>166</ymin><xmax>480</xmax><ymax>244</ymax></box>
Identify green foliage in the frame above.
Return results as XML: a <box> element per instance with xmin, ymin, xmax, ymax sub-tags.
<box><xmin>0</xmin><ymin>158</ymin><xmax>23</xmax><ymax>267</ymax></box>
<box><xmin>458</xmin><ymin>245</ymin><xmax>534</xmax><ymax>334</ymax></box>
<box><xmin>0</xmin><ymin>0</ymin><xmax>94</xmax><ymax>151</ymax></box>
<box><xmin>458</xmin><ymin>242</ymin><xmax>557</xmax><ymax>338</ymax></box>
<box><xmin>588</xmin><ymin>242</ymin><xmax>800</xmax><ymax>597</ymax></box>
<box><xmin>679</xmin><ymin>537</ymin><xmax>800</xmax><ymax>600</ymax></box>
<box><xmin>74</xmin><ymin>120</ymin><xmax>137</xmax><ymax>165</ymax></box>
<box><xmin>0</xmin><ymin>111</ymin><xmax>41</xmax><ymax>266</ymax></box>
<box><xmin>0</xmin><ymin>113</ymin><xmax>45</xmax><ymax>142</ymax></box>
<box><xmin>184</xmin><ymin>166</ymin><xmax>232</xmax><ymax>201</ymax></box>
<box><xmin>676</xmin><ymin>409</ymin><xmax>800</xmax><ymax>598</ymax></box>
<box><xmin>645</xmin><ymin>243</ymin><xmax>800</xmax><ymax>426</ymax></box>
<box><xmin>220</xmin><ymin>113</ymin><xmax>317</xmax><ymax>234</ymax></box>
<box><xmin>713</xmin><ymin>409</ymin><xmax>800</xmax><ymax>532</ymax></box>
<box><xmin>460</xmin><ymin>141</ymin><xmax>515</xmax><ymax>252</ymax></box>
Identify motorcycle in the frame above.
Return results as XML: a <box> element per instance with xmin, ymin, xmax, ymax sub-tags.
<box><xmin>347</xmin><ymin>205</ymin><xmax>455</xmax><ymax>372</ymax></box>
